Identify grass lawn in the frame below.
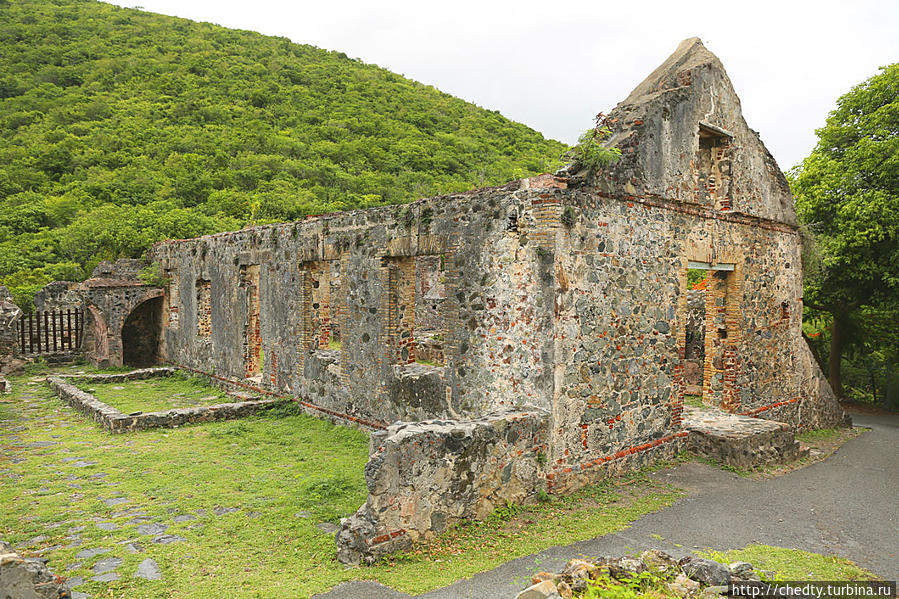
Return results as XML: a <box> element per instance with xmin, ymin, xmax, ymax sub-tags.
<box><xmin>1</xmin><ymin>365</ymin><xmax>685</xmax><ymax>598</ymax></box>
<box><xmin>702</xmin><ymin>545</ymin><xmax>879</xmax><ymax>581</ymax></box>
<box><xmin>683</xmin><ymin>394</ymin><xmax>705</xmax><ymax>408</ymax></box>
<box><xmin>73</xmin><ymin>372</ymin><xmax>231</xmax><ymax>414</ymax></box>
<box><xmin>3</xmin><ymin>366</ymin><xmax>871</xmax><ymax>598</ymax></box>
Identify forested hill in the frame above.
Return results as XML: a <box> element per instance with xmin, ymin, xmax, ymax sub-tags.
<box><xmin>0</xmin><ymin>0</ymin><xmax>568</xmax><ymax>308</ymax></box>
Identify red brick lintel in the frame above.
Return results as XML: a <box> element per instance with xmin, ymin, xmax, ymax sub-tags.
<box><xmin>595</xmin><ymin>191</ymin><xmax>798</xmax><ymax>234</ymax></box>
<box><xmin>547</xmin><ymin>431</ymin><xmax>689</xmax><ymax>482</ymax></box>
<box><xmin>368</xmin><ymin>529</ymin><xmax>408</xmax><ymax>546</ymax></box>
<box><xmin>168</xmin><ymin>362</ymin><xmax>389</xmax><ymax>430</ymax></box>
<box><xmin>738</xmin><ymin>397</ymin><xmax>800</xmax><ymax>417</ymax></box>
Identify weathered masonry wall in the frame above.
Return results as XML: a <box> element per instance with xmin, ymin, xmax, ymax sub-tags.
<box><xmin>0</xmin><ymin>286</ymin><xmax>23</xmax><ymax>375</ymax></box>
<box><xmin>549</xmin><ymin>189</ymin><xmax>823</xmax><ymax>489</ymax></box>
<box><xmin>150</xmin><ymin>181</ymin><xmax>559</xmax><ymax>426</ymax></box>
<box><xmin>337</xmin><ymin>408</ymin><xmax>550</xmax><ymax>565</ymax></box>
<box><xmin>148</xmin><ymin>37</ymin><xmax>846</xmax><ymax>448</ymax></box>
<box><xmin>143</xmin><ymin>38</ymin><xmax>847</xmax><ymax>560</ymax></box>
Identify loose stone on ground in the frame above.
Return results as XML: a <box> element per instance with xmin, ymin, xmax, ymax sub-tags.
<box><xmin>135</xmin><ymin>558</ymin><xmax>163</xmax><ymax>580</ymax></box>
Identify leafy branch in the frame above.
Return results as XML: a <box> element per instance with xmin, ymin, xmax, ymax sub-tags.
<box><xmin>565</xmin><ymin>113</ymin><xmax>622</xmax><ymax>173</ymax></box>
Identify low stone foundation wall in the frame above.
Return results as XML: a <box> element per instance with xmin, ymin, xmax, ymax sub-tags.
<box><xmin>47</xmin><ymin>368</ymin><xmax>281</xmax><ymax>433</ymax></box>
<box><xmin>336</xmin><ymin>407</ymin><xmax>550</xmax><ymax>565</ymax></box>
<box><xmin>0</xmin><ymin>540</ymin><xmax>70</xmax><ymax>599</ymax></box>
<box><xmin>684</xmin><ymin>406</ymin><xmax>803</xmax><ymax>469</ymax></box>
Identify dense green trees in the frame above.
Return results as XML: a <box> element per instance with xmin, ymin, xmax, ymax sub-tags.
<box><xmin>0</xmin><ymin>0</ymin><xmax>567</xmax><ymax>309</ymax></box>
<box><xmin>792</xmin><ymin>63</ymin><xmax>898</xmax><ymax>407</ymax></box>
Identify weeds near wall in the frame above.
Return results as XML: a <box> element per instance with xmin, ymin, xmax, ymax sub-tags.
<box><xmin>561</xmin><ymin>205</ymin><xmax>577</xmax><ymax>229</ymax></box>
<box><xmin>565</xmin><ymin>113</ymin><xmax>622</xmax><ymax>173</ymax></box>
<box><xmin>137</xmin><ymin>262</ymin><xmax>170</xmax><ymax>288</ymax></box>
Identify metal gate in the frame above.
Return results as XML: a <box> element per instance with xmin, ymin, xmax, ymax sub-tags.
<box><xmin>16</xmin><ymin>310</ymin><xmax>85</xmax><ymax>355</ymax></box>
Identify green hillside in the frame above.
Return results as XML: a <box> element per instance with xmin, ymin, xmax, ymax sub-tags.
<box><xmin>0</xmin><ymin>0</ymin><xmax>567</xmax><ymax>308</ymax></box>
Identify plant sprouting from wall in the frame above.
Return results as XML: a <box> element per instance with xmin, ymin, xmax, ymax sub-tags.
<box><xmin>561</xmin><ymin>205</ymin><xmax>577</xmax><ymax>229</ymax></box>
<box><xmin>137</xmin><ymin>262</ymin><xmax>170</xmax><ymax>288</ymax></box>
<box><xmin>565</xmin><ymin>113</ymin><xmax>622</xmax><ymax>173</ymax></box>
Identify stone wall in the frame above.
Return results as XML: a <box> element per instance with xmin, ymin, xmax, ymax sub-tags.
<box><xmin>683</xmin><ymin>289</ymin><xmax>705</xmax><ymax>388</ymax></box>
<box><xmin>34</xmin><ymin>281</ymin><xmax>84</xmax><ymax>313</ymax></box>
<box><xmin>48</xmin><ymin>368</ymin><xmax>280</xmax><ymax>433</ymax></box>
<box><xmin>0</xmin><ymin>540</ymin><xmax>70</xmax><ymax>599</ymax></box>
<box><xmin>128</xmin><ymin>38</ymin><xmax>848</xmax><ymax>558</ymax></box>
<box><xmin>149</xmin><ymin>180</ymin><xmax>560</xmax><ymax>426</ymax></box>
<box><xmin>77</xmin><ymin>260</ymin><xmax>165</xmax><ymax>368</ymax></box>
<box><xmin>683</xmin><ymin>405</ymin><xmax>803</xmax><ymax>469</ymax></box>
<box><xmin>0</xmin><ymin>285</ymin><xmax>23</xmax><ymax>375</ymax></box>
<box><xmin>336</xmin><ymin>407</ymin><xmax>550</xmax><ymax>565</ymax></box>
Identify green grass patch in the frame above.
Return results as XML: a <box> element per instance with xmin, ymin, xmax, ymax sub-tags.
<box><xmin>683</xmin><ymin>394</ymin><xmax>705</xmax><ymax>408</ymax></box>
<box><xmin>700</xmin><ymin>545</ymin><xmax>879</xmax><ymax>581</ymax></box>
<box><xmin>74</xmin><ymin>372</ymin><xmax>230</xmax><ymax>414</ymax></box>
<box><xmin>796</xmin><ymin>427</ymin><xmax>844</xmax><ymax>443</ymax></box>
<box><xmin>1</xmin><ymin>367</ymin><xmax>684</xmax><ymax>598</ymax></box>
<box><xmin>327</xmin><ymin>339</ymin><xmax>342</xmax><ymax>351</ymax></box>
<box><xmin>369</xmin><ymin>471</ymin><xmax>683</xmax><ymax>594</ymax></box>
<box><xmin>692</xmin><ymin>455</ymin><xmax>751</xmax><ymax>476</ymax></box>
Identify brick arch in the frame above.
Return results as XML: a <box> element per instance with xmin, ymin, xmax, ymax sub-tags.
<box><xmin>83</xmin><ymin>286</ymin><xmax>164</xmax><ymax>368</ymax></box>
<box><xmin>83</xmin><ymin>305</ymin><xmax>109</xmax><ymax>366</ymax></box>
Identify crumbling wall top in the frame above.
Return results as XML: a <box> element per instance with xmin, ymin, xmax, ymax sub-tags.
<box><xmin>595</xmin><ymin>37</ymin><xmax>796</xmax><ymax>225</ymax></box>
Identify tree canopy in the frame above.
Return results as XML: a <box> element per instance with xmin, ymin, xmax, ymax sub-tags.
<box><xmin>0</xmin><ymin>0</ymin><xmax>567</xmax><ymax>308</ymax></box>
<box><xmin>791</xmin><ymin>63</ymin><xmax>898</xmax><ymax>404</ymax></box>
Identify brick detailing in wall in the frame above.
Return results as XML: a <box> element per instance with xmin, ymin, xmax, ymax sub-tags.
<box><xmin>240</xmin><ymin>265</ymin><xmax>261</xmax><ymax>378</ymax></box>
<box><xmin>695</xmin><ymin>126</ymin><xmax>733</xmax><ymax>211</ymax></box>
<box><xmin>529</xmin><ymin>196</ymin><xmax>562</xmax><ymax>250</ymax></box>
<box><xmin>547</xmin><ymin>431</ymin><xmax>689</xmax><ymax>493</ymax></box>
<box><xmin>386</xmin><ymin>257</ymin><xmax>416</xmax><ymax>365</ymax></box>
<box><xmin>165</xmin><ymin>270</ymin><xmax>179</xmax><ymax>327</ymax></box>
<box><xmin>702</xmin><ymin>267</ymin><xmax>744</xmax><ymax>412</ymax></box>
<box><xmin>195</xmin><ymin>279</ymin><xmax>211</xmax><ymax>337</ymax></box>
<box><xmin>301</xmin><ymin>260</ymin><xmax>332</xmax><ymax>350</ymax></box>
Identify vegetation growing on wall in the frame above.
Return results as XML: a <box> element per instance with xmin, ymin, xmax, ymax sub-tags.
<box><xmin>0</xmin><ymin>0</ymin><xmax>567</xmax><ymax>309</ymax></box>
<box><xmin>564</xmin><ymin>113</ymin><xmax>622</xmax><ymax>173</ymax></box>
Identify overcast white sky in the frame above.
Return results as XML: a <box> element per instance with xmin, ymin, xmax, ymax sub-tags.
<box><xmin>109</xmin><ymin>0</ymin><xmax>898</xmax><ymax>170</ymax></box>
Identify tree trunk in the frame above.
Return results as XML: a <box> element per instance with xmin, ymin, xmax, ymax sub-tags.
<box><xmin>829</xmin><ymin>310</ymin><xmax>849</xmax><ymax>398</ymax></box>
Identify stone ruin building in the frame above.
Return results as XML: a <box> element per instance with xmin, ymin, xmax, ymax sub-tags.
<box><xmin>0</xmin><ymin>39</ymin><xmax>847</xmax><ymax>563</ymax></box>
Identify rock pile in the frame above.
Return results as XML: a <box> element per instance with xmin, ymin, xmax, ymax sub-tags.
<box><xmin>514</xmin><ymin>550</ymin><xmax>764</xmax><ymax>598</ymax></box>
<box><xmin>0</xmin><ymin>540</ymin><xmax>71</xmax><ymax>599</ymax></box>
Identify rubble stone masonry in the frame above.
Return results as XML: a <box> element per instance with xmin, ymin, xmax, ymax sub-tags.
<box><xmin>138</xmin><ymin>39</ymin><xmax>848</xmax><ymax>560</ymax></box>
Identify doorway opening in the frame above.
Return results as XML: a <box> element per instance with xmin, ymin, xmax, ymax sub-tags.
<box><xmin>683</xmin><ymin>261</ymin><xmax>737</xmax><ymax>410</ymax></box>
<box><xmin>122</xmin><ymin>297</ymin><xmax>163</xmax><ymax>368</ymax></box>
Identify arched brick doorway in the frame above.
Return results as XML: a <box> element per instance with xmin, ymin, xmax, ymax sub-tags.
<box><xmin>122</xmin><ymin>296</ymin><xmax>163</xmax><ymax>367</ymax></box>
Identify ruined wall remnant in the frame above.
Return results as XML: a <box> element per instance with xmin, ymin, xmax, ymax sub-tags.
<box><xmin>0</xmin><ymin>540</ymin><xmax>71</xmax><ymax>599</ymax></box>
<box><xmin>79</xmin><ymin>260</ymin><xmax>164</xmax><ymax>368</ymax></box>
<box><xmin>48</xmin><ymin>368</ymin><xmax>280</xmax><ymax>433</ymax></box>
<box><xmin>336</xmin><ymin>408</ymin><xmax>551</xmax><ymax>565</ymax></box>
<box><xmin>123</xmin><ymin>37</ymin><xmax>848</xmax><ymax>559</ymax></box>
<box><xmin>34</xmin><ymin>281</ymin><xmax>84</xmax><ymax>313</ymax></box>
<box><xmin>0</xmin><ymin>285</ymin><xmax>23</xmax><ymax>375</ymax></box>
